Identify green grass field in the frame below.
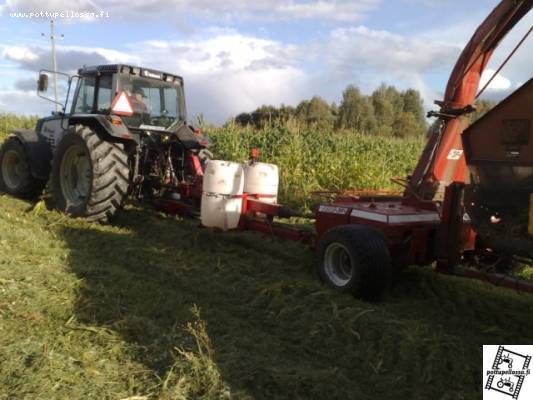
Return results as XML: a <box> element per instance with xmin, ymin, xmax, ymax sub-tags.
<box><xmin>1</xmin><ymin>195</ymin><xmax>533</xmax><ymax>399</ymax></box>
<box><xmin>1</xmin><ymin>120</ymin><xmax>533</xmax><ymax>399</ymax></box>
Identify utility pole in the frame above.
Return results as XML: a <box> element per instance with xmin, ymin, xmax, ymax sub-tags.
<box><xmin>42</xmin><ymin>20</ymin><xmax>63</xmax><ymax>112</ymax></box>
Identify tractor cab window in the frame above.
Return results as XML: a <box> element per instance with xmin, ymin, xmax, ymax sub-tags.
<box><xmin>73</xmin><ymin>76</ymin><xmax>96</xmax><ymax>114</ymax></box>
<box><xmin>96</xmin><ymin>75</ymin><xmax>113</xmax><ymax>113</ymax></box>
<box><xmin>117</xmin><ymin>74</ymin><xmax>186</xmax><ymax>131</ymax></box>
<box><xmin>163</xmin><ymin>88</ymin><xmax>179</xmax><ymax>119</ymax></box>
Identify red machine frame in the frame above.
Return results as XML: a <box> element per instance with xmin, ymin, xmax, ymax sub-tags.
<box><xmin>158</xmin><ymin>0</ymin><xmax>533</xmax><ymax>294</ymax></box>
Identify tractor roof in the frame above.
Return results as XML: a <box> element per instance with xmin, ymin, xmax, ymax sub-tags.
<box><xmin>77</xmin><ymin>64</ymin><xmax>183</xmax><ymax>83</ymax></box>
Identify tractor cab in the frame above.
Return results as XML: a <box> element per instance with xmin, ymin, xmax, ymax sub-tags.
<box><xmin>33</xmin><ymin>64</ymin><xmax>201</xmax><ymax>152</ymax></box>
<box><xmin>71</xmin><ymin>65</ymin><xmax>187</xmax><ymax>132</ymax></box>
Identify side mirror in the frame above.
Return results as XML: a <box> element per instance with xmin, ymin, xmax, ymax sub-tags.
<box><xmin>37</xmin><ymin>73</ymin><xmax>48</xmax><ymax>92</ymax></box>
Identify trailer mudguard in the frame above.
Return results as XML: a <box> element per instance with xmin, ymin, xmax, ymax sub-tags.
<box><xmin>12</xmin><ymin>129</ymin><xmax>53</xmax><ymax>180</ymax></box>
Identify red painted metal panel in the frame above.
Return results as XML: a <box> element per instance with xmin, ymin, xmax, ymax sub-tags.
<box><xmin>408</xmin><ymin>0</ymin><xmax>532</xmax><ymax>202</ymax></box>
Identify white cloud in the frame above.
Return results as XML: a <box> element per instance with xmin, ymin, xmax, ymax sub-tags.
<box><xmin>1</xmin><ymin>44</ymin><xmax>136</xmax><ymax>74</ymax></box>
<box><xmin>479</xmin><ymin>68</ymin><xmax>511</xmax><ymax>92</ymax></box>
<box><xmin>134</xmin><ymin>34</ymin><xmax>310</xmax><ymax>121</ymax></box>
<box><xmin>138</xmin><ymin>34</ymin><xmax>297</xmax><ymax>74</ymax></box>
<box><xmin>481</xmin><ymin>14</ymin><xmax>533</xmax><ymax>91</ymax></box>
<box><xmin>0</xmin><ymin>33</ymin><xmax>312</xmax><ymax>123</ymax></box>
<box><xmin>2</xmin><ymin>7</ymin><xmax>530</xmax><ymax>123</ymax></box>
<box><xmin>0</xmin><ymin>24</ymin><xmax>468</xmax><ymax>122</ymax></box>
<box><xmin>321</xmin><ymin>25</ymin><xmax>461</xmax><ymax>110</ymax></box>
<box><xmin>0</xmin><ymin>89</ymin><xmax>56</xmax><ymax>115</ymax></box>
<box><xmin>326</xmin><ymin>26</ymin><xmax>460</xmax><ymax>79</ymax></box>
<box><xmin>2</xmin><ymin>46</ymin><xmax>39</xmax><ymax>63</ymax></box>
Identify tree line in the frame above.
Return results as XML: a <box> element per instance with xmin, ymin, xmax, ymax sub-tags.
<box><xmin>234</xmin><ymin>84</ymin><xmax>428</xmax><ymax>138</ymax></box>
<box><xmin>0</xmin><ymin>94</ymin><xmax>495</xmax><ymax>143</ymax></box>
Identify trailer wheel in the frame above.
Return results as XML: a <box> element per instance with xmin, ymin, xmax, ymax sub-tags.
<box><xmin>0</xmin><ymin>136</ymin><xmax>46</xmax><ymax>198</ymax></box>
<box><xmin>51</xmin><ymin>126</ymin><xmax>129</xmax><ymax>223</ymax></box>
<box><xmin>317</xmin><ymin>225</ymin><xmax>392</xmax><ymax>299</ymax></box>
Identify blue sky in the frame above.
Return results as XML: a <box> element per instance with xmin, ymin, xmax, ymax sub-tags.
<box><xmin>0</xmin><ymin>0</ymin><xmax>531</xmax><ymax>123</ymax></box>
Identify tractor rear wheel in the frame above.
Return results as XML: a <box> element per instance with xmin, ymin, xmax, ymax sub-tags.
<box><xmin>0</xmin><ymin>136</ymin><xmax>46</xmax><ymax>198</ymax></box>
<box><xmin>317</xmin><ymin>224</ymin><xmax>392</xmax><ymax>299</ymax></box>
<box><xmin>51</xmin><ymin>126</ymin><xmax>129</xmax><ymax>222</ymax></box>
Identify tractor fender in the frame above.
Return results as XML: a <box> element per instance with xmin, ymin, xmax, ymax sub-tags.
<box><xmin>68</xmin><ymin>114</ymin><xmax>135</xmax><ymax>143</ymax></box>
<box><xmin>11</xmin><ymin>129</ymin><xmax>53</xmax><ymax>180</ymax></box>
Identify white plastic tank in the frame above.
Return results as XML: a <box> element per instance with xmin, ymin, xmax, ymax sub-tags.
<box><xmin>243</xmin><ymin>162</ymin><xmax>279</xmax><ymax>204</ymax></box>
<box><xmin>203</xmin><ymin>160</ymin><xmax>244</xmax><ymax>195</ymax></box>
<box><xmin>201</xmin><ymin>160</ymin><xmax>244</xmax><ymax>230</ymax></box>
<box><xmin>201</xmin><ymin>193</ymin><xmax>243</xmax><ymax>230</ymax></box>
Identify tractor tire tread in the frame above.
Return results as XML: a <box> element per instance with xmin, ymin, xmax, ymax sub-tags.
<box><xmin>317</xmin><ymin>224</ymin><xmax>392</xmax><ymax>300</ymax></box>
<box><xmin>0</xmin><ymin>136</ymin><xmax>46</xmax><ymax>199</ymax></box>
<box><xmin>51</xmin><ymin>125</ymin><xmax>129</xmax><ymax>223</ymax></box>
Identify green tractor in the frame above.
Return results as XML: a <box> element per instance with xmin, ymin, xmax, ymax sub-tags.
<box><xmin>0</xmin><ymin>65</ymin><xmax>212</xmax><ymax>222</ymax></box>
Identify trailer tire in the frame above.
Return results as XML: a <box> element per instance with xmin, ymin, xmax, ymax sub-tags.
<box><xmin>317</xmin><ymin>224</ymin><xmax>392</xmax><ymax>299</ymax></box>
<box><xmin>0</xmin><ymin>136</ymin><xmax>46</xmax><ymax>199</ymax></box>
<box><xmin>51</xmin><ymin>126</ymin><xmax>129</xmax><ymax>223</ymax></box>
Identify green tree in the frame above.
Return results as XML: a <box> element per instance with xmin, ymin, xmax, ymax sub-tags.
<box><xmin>371</xmin><ymin>84</ymin><xmax>395</xmax><ymax>135</ymax></box>
<box><xmin>337</xmin><ymin>85</ymin><xmax>377</xmax><ymax>133</ymax></box>
<box><xmin>294</xmin><ymin>97</ymin><xmax>335</xmax><ymax>130</ymax></box>
<box><xmin>295</xmin><ymin>100</ymin><xmax>310</xmax><ymax>123</ymax></box>
<box><xmin>392</xmin><ymin>112</ymin><xmax>422</xmax><ymax>138</ymax></box>
<box><xmin>402</xmin><ymin>89</ymin><xmax>424</xmax><ymax>122</ymax></box>
<box><xmin>278</xmin><ymin>104</ymin><xmax>296</xmax><ymax>123</ymax></box>
<box><xmin>399</xmin><ymin>89</ymin><xmax>426</xmax><ymax>136</ymax></box>
<box><xmin>385</xmin><ymin>85</ymin><xmax>404</xmax><ymax>114</ymax></box>
<box><xmin>306</xmin><ymin>96</ymin><xmax>335</xmax><ymax>130</ymax></box>
<box><xmin>235</xmin><ymin>112</ymin><xmax>253</xmax><ymax>126</ymax></box>
<box><xmin>249</xmin><ymin>105</ymin><xmax>279</xmax><ymax>128</ymax></box>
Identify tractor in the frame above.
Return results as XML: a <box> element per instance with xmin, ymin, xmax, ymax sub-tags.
<box><xmin>498</xmin><ymin>354</ymin><xmax>514</xmax><ymax>369</ymax></box>
<box><xmin>497</xmin><ymin>377</ymin><xmax>515</xmax><ymax>392</ymax></box>
<box><xmin>0</xmin><ymin>64</ymin><xmax>212</xmax><ymax>222</ymax></box>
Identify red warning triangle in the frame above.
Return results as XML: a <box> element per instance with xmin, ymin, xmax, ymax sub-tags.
<box><xmin>111</xmin><ymin>91</ymin><xmax>134</xmax><ymax>117</ymax></box>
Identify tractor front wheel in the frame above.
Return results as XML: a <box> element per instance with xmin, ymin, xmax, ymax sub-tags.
<box><xmin>317</xmin><ymin>225</ymin><xmax>392</xmax><ymax>299</ymax></box>
<box><xmin>0</xmin><ymin>136</ymin><xmax>45</xmax><ymax>198</ymax></box>
<box><xmin>51</xmin><ymin>126</ymin><xmax>129</xmax><ymax>222</ymax></box>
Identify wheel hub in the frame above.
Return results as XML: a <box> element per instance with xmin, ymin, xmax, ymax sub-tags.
<box><xmin>1</xmin><ymin>149</ymin><xmax>28</xmax><ymax>190</ymax></box>
<box><xmin>324</xmin><ymin>242</ymin><xmax>353</xmax><ymax>287</ymax></box>
<box><xmin>60</xmin><ymin>145</ymin><xmax>91</xmax><ymax>207</ymax></box>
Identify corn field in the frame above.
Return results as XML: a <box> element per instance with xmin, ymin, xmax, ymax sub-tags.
<box><xmin>0</xmin><ymin>115</ymin><xmax>425</xmax><ymax>210</ymax></box>
<box><xmin>207</xmin><ymin>121</ymin><xmax>425</xmax><ymax>209</ymax></box>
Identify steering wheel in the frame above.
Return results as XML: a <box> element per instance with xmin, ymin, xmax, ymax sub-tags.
<box><xmin>150</xmin><ymin>116</ymin><xmax>173</xmax><ymax>127</ymax></box>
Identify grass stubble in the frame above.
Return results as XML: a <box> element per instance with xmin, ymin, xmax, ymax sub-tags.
<box><xmin>0</xmin><ymin>123</ymin><xmax>532</xmax><ymax>399</ymax></box>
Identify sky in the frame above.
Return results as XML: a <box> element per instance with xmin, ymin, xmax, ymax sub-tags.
<box><xmin>0</xmin><ymin>0</ymin><xmax>531</xmax><ymax>124</ymax></box>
